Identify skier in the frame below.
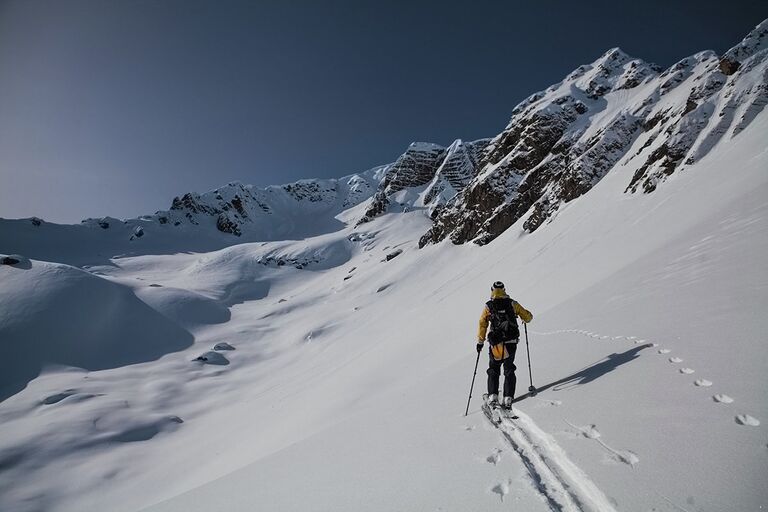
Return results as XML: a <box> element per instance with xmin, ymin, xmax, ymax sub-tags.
<box><xmin>476</xmin><ymin>281</ymin><xmax>533</xmax><ymax>408</ymax></box>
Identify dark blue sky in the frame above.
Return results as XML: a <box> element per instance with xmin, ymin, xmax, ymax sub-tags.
<box><xmin>1</xmin><ymin>0</ymin><xmax>765</xmax><ymax>222</ymax></box>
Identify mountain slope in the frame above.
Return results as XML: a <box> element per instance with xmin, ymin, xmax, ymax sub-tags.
<box><xmin>356</xmin><ymin>138</ymin><xmax>490</xmax><ymax>223</ymax></box>
<box><xmin>138</xmin><ymin>105</ymin><xmax>767</xmax><ymax>512</ymax></box>
<box><xmin>420</xmin><ymin>20</ymin><xmax>768</xmax><ymax>246</ymax></box>
<box><xmin>0</xmin><ymin>106</ymin><xmax>765</xmax><ymax>512</ymax></box>
<box><xmin>0</xmin><ymin>21</ymin><xmax>767</xmax><ymax>512</ymax></box>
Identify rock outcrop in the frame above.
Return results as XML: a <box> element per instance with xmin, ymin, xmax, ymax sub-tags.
<box><xmin>419</xmin><ymin>20</ymin><xmax>768</xmax><ymax>246</ymax></box>
<box><xmin>356</xmin><ymin>139</ymin><xmax>490</xmax><ymax>225</ymax></box>
<box><xmin>14</xmin><ymin>21</ymin><xmax>765</xmax><ymax>252</ymax></box>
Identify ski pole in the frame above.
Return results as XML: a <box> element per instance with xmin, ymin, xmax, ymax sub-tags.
<box><xmin>524</xmin><ymin>323</ymin><xmax>537</xmax><ymax>396</ymax></box>
<box><xmin>464</xmin><ymin>349</ymin><xmax>481</xmax><ymax>416</ymax></box>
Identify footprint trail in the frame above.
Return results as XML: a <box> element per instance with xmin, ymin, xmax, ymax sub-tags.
<box><xmin>533</xmin><ymin>328</ymin><xmax>762</xmax><ymax>435</ymax></box>
<box><xmin>565</xmin><ymin>421</ymin><xmax>640</xmax><ymax>468</ymax></box>
<box><xmin>735</xmin><ymin>414</ymin><xmax>760</xmax><ymax>426</ymax></box>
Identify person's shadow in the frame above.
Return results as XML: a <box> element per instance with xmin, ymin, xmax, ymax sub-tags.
<box><xmin>514</xmin><ymin>343</ymin><xmax>653</xmax><ymax>403</ymax></box>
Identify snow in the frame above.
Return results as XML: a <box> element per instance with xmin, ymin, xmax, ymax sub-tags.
<box><xmin>1</xmin><ymin>33</ymin><xmax>767</xmax><ymax>512</ymax></box>
<box><xmin>426</xmin><ymin>19</ymin><xmax>768</xmax><ymax>247</ymax></box>
<box><xmin>0</xmin><ymin>259</ymin><xmax>193</xmax><ymax>402</ymax></box>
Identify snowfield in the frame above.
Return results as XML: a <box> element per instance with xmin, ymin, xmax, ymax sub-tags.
<box><xmin>1</xmin><ymin>108</ymin><xmax>765</xmax><ymax>511</ymax></box>
<box><xmin>2</xmin><ymin>24</ymin><xmax>768</xmax><ymax>510</ymax></box>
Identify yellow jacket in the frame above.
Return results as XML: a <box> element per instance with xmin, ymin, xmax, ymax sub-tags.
<box><xmin>477</xmin><ymin>289</ymin><xmax>533</xmax><ymax>360</ymax></box>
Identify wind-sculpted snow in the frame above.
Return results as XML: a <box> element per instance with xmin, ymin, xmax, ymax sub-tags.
<box><xmin>133</xmin><ymin>286</ymin><xmax>232</xmax><ymax>328</ymax></box>
<box><xmin>0</xmin><ymin>259</ymin><xmax>193</xmax><ymax>401</ymax></box>
<box><xmin>106</xmin><ymin>231</ymin><xmax>355</xmax><ymax>310</ymax></box>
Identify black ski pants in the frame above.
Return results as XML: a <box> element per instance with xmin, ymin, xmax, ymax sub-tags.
<box><xmin>487</xmin><ymin>342</ymin><xmax>518</xmax><ymax>398</ymax></box>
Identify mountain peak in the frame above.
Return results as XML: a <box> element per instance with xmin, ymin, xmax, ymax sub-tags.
<box><xmin>720</xmin><ymin>18</ymin><xmax>768</xmax><ymax>74</ymax></box>
<box><xmin>420</xmin><ymin>21</ymin><xmax>767</xmax><ymax>247</ymax></box>
<box><xmin>407</xmin><ymin>141</ymin><xmax>444</xmax><ymax>151</ymax></box>
<box><xmin>597</xmin><ymin>46</ymin><xmax>632</xmax><ymax>64</ymax></box>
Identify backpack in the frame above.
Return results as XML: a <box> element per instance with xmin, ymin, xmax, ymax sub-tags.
<box><xmin>486</xmin><ymin>298</ymin><xmax>520</xmax><ymax>345</ymax></box>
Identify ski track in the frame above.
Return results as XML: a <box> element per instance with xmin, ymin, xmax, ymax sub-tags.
<box><xmin>483</xmin><ymin>404</ymin><xmax>618</xmax><ymax>512</ymax></box>
<box><xmin>531</xmin><ymin>329</ymin><xmax>762</xmax><ymax>432</ymax></box>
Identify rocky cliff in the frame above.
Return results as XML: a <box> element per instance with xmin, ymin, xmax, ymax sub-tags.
<box><xmin>356</xmin><ymin>138</ymin><xmax>490</xmax><ymax>224</ymax></box>
<box><xmin>419</xmin><ymin>20</ymin><xmax>768</xmax><ymax>246</ymax></box>
<box><xmin>20</xmin><ymin>20</ymin><xmax>766</xmax><ymax>250</ymax></box>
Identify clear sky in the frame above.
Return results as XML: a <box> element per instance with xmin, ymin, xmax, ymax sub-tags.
<box><xmin>1</xmin><ymin>0</ymin><xmax>766</xmax><ymax>223</ymax></box>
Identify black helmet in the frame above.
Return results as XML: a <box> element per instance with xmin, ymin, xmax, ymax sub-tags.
<box><xmin>492</xmin><ymin>281</ymin><xmax>505</xmax><ymax>290</ymax></box>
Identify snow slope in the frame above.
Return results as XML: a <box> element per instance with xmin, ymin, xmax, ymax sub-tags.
<box><xmin>138</xmin><ymin>100</ymin><xmax>768</xmax><ymax>512</ymax></box>
<box><xmin>0</xmin><ymin>168</ymin><xmax>385</xmax><ymax>267</ymax></box>
<box><xmin>422</xmin><ymin>20</ymin><xmax>768</xmax><ymax>246</ymax></box>
<box><xmin>0</xmin><ymin>106</ymin><xmax>765</xmax><ymax>512</ymax></box>
<box><xmin>0</xmin><ymin>258</ymin><xmax>193</xmax><ymax>401</ymax></box>
<box><xmin>1</xmin><ymin>22</ymin><xmax>767</xmax><ymax>512</ymax></box>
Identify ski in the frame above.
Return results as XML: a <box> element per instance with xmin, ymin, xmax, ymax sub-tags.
<box><xmin>496</xmin><ymin>404</ymin><xmax>519</xmax><ymax>421</ymax></box>
<box><xmin>482</xmin><ymin>394</ymin><xmax>519</xmax><ymax>424</ymax></box>
<box><xmin>481</xmin><ymin>395</ymin><xmax>519</xmax><ymax>424</ymax></box>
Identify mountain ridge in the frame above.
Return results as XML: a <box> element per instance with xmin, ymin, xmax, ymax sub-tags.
<box><xmin>3</xmin><ymin>20</ymin><xmax>766</xmax><ymax>252</ymax></box>
<box><xmin>420</xmin><ymin>19</ymin><xmax>767</xmax><ymax>245</ymax></box>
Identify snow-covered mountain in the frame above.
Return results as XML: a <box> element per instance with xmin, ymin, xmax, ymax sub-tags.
<box><xmin>0</xmin><ymin>168</ymin><xmax>387</xmax><ymax>266</ymax></box>
<box><xmin>0</xmin><ymin>20</ymin><xmax>766</xmax><ymax>512</ymax></box>
<box><xmin>356</xmin><ymin>138</ymin><xmax>490</xmax><ymax>223</ymax></box>
<box><xmin>420</xmin><ymin>20</ymin><xmax>768</xmax><ymax>245</ymax></box>
<box><xmin>8</xmin><ymin>22</ymin><xmax>765</xmax><ymax>256</ymax></box>
<box><xmin>0</xmin><ymin>138</ymin><xmax>489</xmax><ymax>264</ymax></box>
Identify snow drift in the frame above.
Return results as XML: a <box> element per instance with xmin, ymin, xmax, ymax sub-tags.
<box><xmin>0</xmin><ymin>258</ymin><xmax>193</xmax><ymax>401</ymax></box>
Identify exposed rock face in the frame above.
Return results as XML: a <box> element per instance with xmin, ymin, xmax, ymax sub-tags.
<box><xmin>145</xmin><ymin>173</ymin><xmax>381</xmax><ymax>239</ymax></box>
<box><xmin>356</xmin><ymin>142</ymin><xmax>445</xmax><ymax>224</ymax></box>
<box><xmin>49</xmin><ymin>21</ymin><xmax>766</xmax><ymax>250</ymax></box>
<box><xmin>719</xmin><ymin>58</ymin><xmax>741</xmax><ymax>76</ymax></box>
<box><xmin>130</xmin><ymin>226</ymin><xmax>145</xmax><ymax>241</ymax></box>
<box><xmin>421</xmin><ymin>48</ymin><xmax>658</xmax><ymax>246</ymax></box>
<box><xmin>718</xmin><ymin>18</ymin><xmax>767</xmax><ymax>76</ymax></box>
<box><xmin>384</xmin><ymin>142</ymin><xmax>447</xmax><ymax>193</ymax></box>
<box><xmin>383</xmin><ymin>249</ymin><xmax>403</xmax><ymax>261</ymax></box>
<box><xmin>0</xmin><ymin>254</ymin><xmax>29</xmax><ymax>267</ymax></box>
<box><xmin>423</xmin><ymin>138</ymin><xmax>490</xmax><ymax>213</ymax></box>
<box><xmin>420</xmin><ymin>21</ymin><xmax>768</xmax><ymax>246</ymax></box>
<box><xmin>168</xmin><ymin>183</ymin><xmax>263</xmax><ymax>233</ymax></box>
<box><xmin>626</xmin><ymin>19</ymin><xmax>768</xmax><ymax>193</ymax></box>
<box><xmin>357</xmin><ymin>139</ymin><xmax>490</xmax><ymax>225</ymax></box>
<box><xmin>216</xmin><ymin>214</ymin><xmax>241</xmax><ymax>236</ymax></box>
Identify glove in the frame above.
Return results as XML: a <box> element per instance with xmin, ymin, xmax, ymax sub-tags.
<box><xmin>476</xmin><ymin>342</ymin><xmax>484</xmax><ymax>353</ymax></box>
